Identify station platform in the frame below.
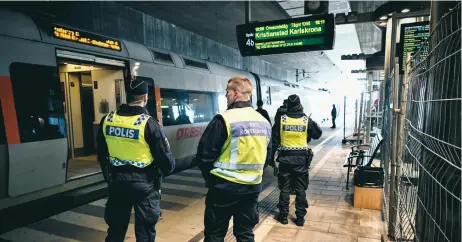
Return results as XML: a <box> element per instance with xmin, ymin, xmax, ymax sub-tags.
<box><xmin>0</xmin><ymin>127</ymin><xmax>386</xmax><ymax>242</ymax></box>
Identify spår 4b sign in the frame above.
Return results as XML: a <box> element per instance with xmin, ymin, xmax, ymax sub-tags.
<box><xmin>236</xmin><ymin>14</ymin><xmax>335</xmax><ymax>57</ymax></box>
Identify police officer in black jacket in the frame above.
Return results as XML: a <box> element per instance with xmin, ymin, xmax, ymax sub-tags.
<box><xmin>97</xmin><ymin>78</ymin><xmax>176</xmax><ymax>242</ymax></box>
<box><xmin>271</xmin><ymin>94</ymin><xmax>322</xmax><ymax>226</ymax></box>
<box><xmin>195</xmin><ymin>76</ymin><xmax>272</xmax><ymax>242</ymax></box>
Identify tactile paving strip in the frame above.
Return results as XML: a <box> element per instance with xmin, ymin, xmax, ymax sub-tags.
<box><xmin>223</xmin><ymin>137</ymin><xmax>341</xmax><ymax>241</ymax></box>
<box><xmin>224</xmin><ymin>187</ymin><xmax>281</xmax><ymax>242</ymax></box>
<box><xmin>189</xmin><ymin>135</ymin><xmax>342</xmax><ymax>242</ymax></box>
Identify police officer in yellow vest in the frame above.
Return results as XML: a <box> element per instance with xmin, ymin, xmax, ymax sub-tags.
<box><xmin>271</xmin><ymin>94</ymin><xmax>322</xmax><ymax>226</ymax></box>
<box><xmin>97</xmin><ymin>78</ymin><xmax>176</xmax><ymax>242</ymax></box>
<box><xmin>195</xmin><ymin>76</ymin><xmax>272</xmax><ymax>242</ymax></box>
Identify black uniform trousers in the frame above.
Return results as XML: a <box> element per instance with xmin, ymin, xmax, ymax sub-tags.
<box><xmin>204</xmin><ymin>188</ymin><xmax>260</xmax><ymax>242</ymax></box>
<box><xmin>277</xmin><ymin>155</ymin><xmax>309</xmax><ymax>219</ymax></box>
<box><xmin>331</xmin><ymin>116</ymin><xmax>336</xmax><ymax>128</ymax></box>
<box><xmin>105</xmin><ymin>181</ymin><xmax>161</xmax><ymax>242</ymax></box>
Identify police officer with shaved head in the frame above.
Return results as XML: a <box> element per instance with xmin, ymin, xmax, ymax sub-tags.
<box><xmin>195</xmin><ymin>76</ymin><xmax>272</xmax><ymax>242</ymax></box>
<box><xmin>271</xmin><ymin>94</ymin><xmax>322</xmax><ymax>226</ymax></box>
<box><xmin>97</xmin><ymin>78</ymin><xmax>176</xmax><ymax>242</ymax></box>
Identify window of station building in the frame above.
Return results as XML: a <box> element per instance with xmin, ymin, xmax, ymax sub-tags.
<box><xmin>160</xmin><ymin>89</ymin><xmax>215</xmax><ymax>126</ymax></box>
<box><xmin>9</xmin><ymin>63</ymin><xmax>67</xmax><ymax>143</ymax></box>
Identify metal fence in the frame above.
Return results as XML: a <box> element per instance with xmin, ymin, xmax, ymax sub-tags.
<box><xmin>382</xmin><ymin>3</ymin><xmax>461</xmax><ymax>242</ymax></box>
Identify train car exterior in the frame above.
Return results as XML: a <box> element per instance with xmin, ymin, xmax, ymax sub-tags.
<box><xmin>0</xmin><ymin>8</ymin><xmax>332</xmax><ymax>209</ymax></box>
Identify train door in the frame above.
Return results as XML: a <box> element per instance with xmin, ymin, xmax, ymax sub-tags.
<box><xmin>0</xmin><ymin>100</ymin><xmax>7</xmax><ymax>198</ymax></box>
<box><xmin>57</xmin><ymin>53</ymin><xmax>126</xmax><ymax>180</ymax></box>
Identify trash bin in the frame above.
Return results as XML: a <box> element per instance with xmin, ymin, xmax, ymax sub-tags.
<box><xmin>353</xmin><ymin>166</ymin><xmax>384</xmax><ymax>210</ymax></box>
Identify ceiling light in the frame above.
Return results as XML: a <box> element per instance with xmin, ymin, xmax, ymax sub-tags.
<box><xmin>388</xmin><ymin>13</ymin><xmax>393</xmax><ymax>16</ymax></box>
<box><xmin>64</xmin><ymin>62</ymin><xmax>68</xmax><ymax>65</ymax></box>
<box><xmin>380</xmin><ymin>16</ymin><xmax>387</xmax><ymax>20</ymax></box>
<box><xmin>380</xmin><ymin>22</ymin><xmax>387</xmax><ymax>27</ymax></box>
<box><xmin>401</xmin><ymin>8</ymin><xmax>410</xmax><ymax>13</ymax></box>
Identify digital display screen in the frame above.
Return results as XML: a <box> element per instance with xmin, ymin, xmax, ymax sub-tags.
<box><xmin>399</xmin><ymin>21</ymin><xmax>430</xmax><ymax>73</ymax></box>
<box><xmin>236</xmin><ymin>14</ymin><xmax>335</xmax><ymax>56</ymax></box>
<box><xmin>52</xmin><ymin>24</ymin><xmax>122</xmax><ymax>51</ymax></box>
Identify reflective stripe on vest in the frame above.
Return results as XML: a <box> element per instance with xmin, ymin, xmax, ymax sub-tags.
<box><xmin>103</xmin><ymin>111</ymin><xmax>154</xmax><ymax>168</ymax></box>
<box><xmin>211</xmin><ymin>107</ymin><xmax>271</xmax><ymax>185</ymax></box>
<box><xmin>280</xmin><ymin>114</ymin><xmax>309</xmax><ymax>151</ymax></box>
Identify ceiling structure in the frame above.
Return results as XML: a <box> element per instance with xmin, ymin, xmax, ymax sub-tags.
<box><xmin>119</xmin><ymin>1</ymin><xmax>385</xmax><ymax>86</ymax></box>
<box><xmin>349</xmin><ymin>1</ymin><xmax>387</xmax><ymax>54</ymax></box>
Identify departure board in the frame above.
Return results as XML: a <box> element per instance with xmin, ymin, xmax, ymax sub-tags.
<box><xmin>236</xmin><ymin>14</ymin><xmax>335</xmax><ymax>56</ymax></box>
<box><xmin>52</xmin><ymin>24</ymin><xmax>122</xmax><ymax>51</ymax></box>
<box><xmin>399</xmin><ymin>21</ymin><xmax>430</xmax><ymax>73</ymax></box>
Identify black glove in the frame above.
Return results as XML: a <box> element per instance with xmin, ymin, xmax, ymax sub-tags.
<box><xmin>273</xmin><ymin>166</ymin><xmax>279</xmax><ymax>176</ymax></box>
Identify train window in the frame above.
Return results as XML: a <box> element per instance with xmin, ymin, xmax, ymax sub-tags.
<box><xmin>217</xmin><ymin>93</ymin><xmax>228</xmax><ymax>114</ymax></box>
<box><xmin>0</xmin><ymin>101</ymin><xmax>6</xmax><ymax>145</ymax></box>
<box><xmin>152</xmin><ymin>51</ymin><xmax>174</xmax><ymax>64</ymax></box>
<box><xmin>183</xmin><ymin>58</ymin><xmax>209</xmax><ymax>70</ymax></box>
<box><xmin>160</xmin><ymin>89</ymin><xmax>215</xmax><ymax>126</ymax></box>
<box><xmin>9</xmin><ymin>63</ymin><xmax>67</xmax><ymax>143</ymax></box>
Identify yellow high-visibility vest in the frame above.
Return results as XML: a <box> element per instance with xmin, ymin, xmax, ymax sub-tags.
<box><xmin>211</xmin><ymin>107</ymin><xmax>272</xmax><ymax>185</ymax></box>
<box><xmin>280</xmin><ymin>114</ymin><xmax>309</xmax><ymax>151</ymax></box>
<box><xmin>103</xmin><ymin>111</ymin><xmax>154</xmax><ymax>168</ymax></box>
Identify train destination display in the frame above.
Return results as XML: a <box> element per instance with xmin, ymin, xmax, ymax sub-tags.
<box><xmin>399</xmin><ymin>21</ymin><xmax>430</xmax><ymax>73</ymax></box>
<box><xmin>236</xmin><ymin>14</ymin><xmax>335</xmax><ymax>56</ymax></box>
<box><xmin>52</xmin><ymin>25</ymin><xmax>122</xmax><ymax>51</ymax></box>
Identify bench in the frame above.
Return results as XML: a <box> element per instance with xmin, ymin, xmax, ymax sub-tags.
<box><xmin>344</xmin><ymin>133</ymin><xmax>384</xmax><ymax>189</ymax></box>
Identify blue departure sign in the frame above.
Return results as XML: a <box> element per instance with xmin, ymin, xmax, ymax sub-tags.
<box><xmin>236</xmin><ymin>14</ymin><xmax>335</xmax><ymax>57</ymax></box>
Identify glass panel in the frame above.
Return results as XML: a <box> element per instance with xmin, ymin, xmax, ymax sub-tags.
<box><xmin>9</xmin><ymin>63</ymin><xmax>66</xmax><ymax>143</ymax></box>
<box><xmin>160</xmin><ymin>89</ymin><xmax>216</xmax><ymax>126</ymax></box>
<box><xmin>115</xmin><ymin>78</ymin><xmax>125</xmax><ymax>109</ymax></box>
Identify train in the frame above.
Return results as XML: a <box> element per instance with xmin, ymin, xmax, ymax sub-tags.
<box><xmin>0</xmin><ymin>8</ymin><xmax>334</xmax><ymax>208</ymax></box>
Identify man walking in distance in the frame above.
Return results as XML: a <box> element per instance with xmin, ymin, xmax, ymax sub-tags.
<box><xmin>97</xmin><ymin>78</ymin><xmax>176</xmax><ymax>242</ymax></box>
<box><xmin>256</xmin><ymin>100</ymin><xmax>272</xmax><ymax>125</ymax></box>
<box><xmin>195</xmin><ymin>76</ymin><xmax>272</xmax><ymax>242</ymax></box>
<box><xmin>331</xmin><ymin>104</ymin><xmax>337</xmax><ymax>128</ymax></box>
<box><xmin>271</xmin><ymin>94</ymin><xmax>322</xmax><ymax>226</ymax></box>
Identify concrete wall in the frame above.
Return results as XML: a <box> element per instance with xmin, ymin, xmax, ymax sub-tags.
<box><xmin>21</xmin><ymin>1</ymin><xmax>294</xmax><ymax>81</ymax></box>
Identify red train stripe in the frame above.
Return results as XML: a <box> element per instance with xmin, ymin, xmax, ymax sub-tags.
<box><xmin>0</xmin><ymin>76</ymin><xmax>20</xmax><ymax>144</ymax></box>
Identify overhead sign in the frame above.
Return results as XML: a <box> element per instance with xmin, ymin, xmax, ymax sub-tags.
<box><xmin>236</xmin><ymin>14</ymin><xmax>335</xmax><ymax>56</ymax></box>
<box><xmin>399</xmin><ymin>21</ymin><xmax>430</xmax><ymax>73</ymax></box>
<box><xmin>52</xmin><ymin>24</ymin><xmax>122</xmax><ymax>51</ymax></box>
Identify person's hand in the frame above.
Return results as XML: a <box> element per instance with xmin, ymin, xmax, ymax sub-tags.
<box><xmin>273</xmin><ymin>167</ymin><xmax>279</xmax><ymax>176</ymax></box>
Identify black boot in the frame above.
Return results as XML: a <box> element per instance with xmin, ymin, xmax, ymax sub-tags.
<box><xmin>278</xmin><ymin>214</ymin><xmax>288</xmax><ymax>225</ymax></box>
<box><xmin>293</xmin><ymin>217</ymin><xmax>305</xmax><ymax>226</ymax></box>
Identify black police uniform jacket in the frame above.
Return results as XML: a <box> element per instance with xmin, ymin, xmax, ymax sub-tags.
<box><xmin>271</xmin><ymin>110</ymin><xmax>322</xmax><ymax>165</ymax></box>
<box><xmin>97</xmin><ymin>104</ymin><xmax>176</xmax><ymax>182</ymax></box>
<box><xmin>194</xmin><ymin>101</ymin><xmax>272</xmax><ymax>194</ymax></box>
